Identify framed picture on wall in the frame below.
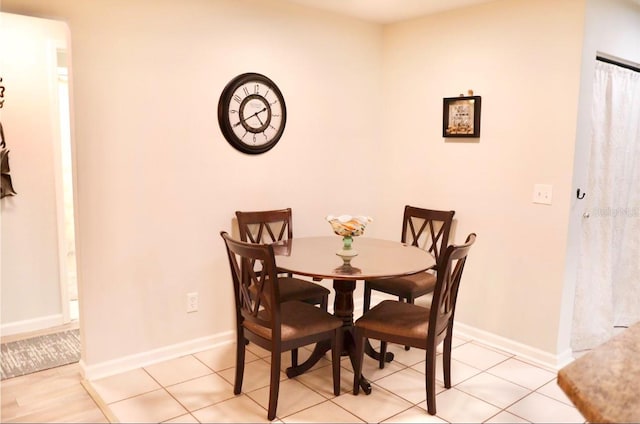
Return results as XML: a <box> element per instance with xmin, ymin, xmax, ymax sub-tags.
<box><xmin>442</xmin><ymin>95</ymin><xmax>481</xmax><ymax>138</ymax></box>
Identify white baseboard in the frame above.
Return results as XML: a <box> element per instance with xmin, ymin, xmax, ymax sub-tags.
<box><xmin>80</xmin><ymin>293</ymin><xmax>371</xmax><ymax>382</ymax></box>
<box><xmin>455</xmin><ymin>322</ymin><xmax>573</xmax><ymax>370</ymax></box>
<box><xmin>81</xmin><ymin>330</ymin><xmax>235</xmax><ymax>381</ymax></box>
<box><xmin>80</xmin><ymin>294</ymin><xmax>574</xmax><ymax>381</ymax></box>
<box><xmin>81</xmin><ymin>294</ymin><xmax>368</xmax><ymax>382</ymax></box>
<box><xmin>1</xmin><ymin>314</ymin><xmax>65</xmax><ymax>336</ymax></box>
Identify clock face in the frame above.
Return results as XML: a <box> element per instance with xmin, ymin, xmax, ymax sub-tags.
<box><xmin>218</xmin><ymin>73</ymin><xmax>287</xmax><ymax>154</ymax></box>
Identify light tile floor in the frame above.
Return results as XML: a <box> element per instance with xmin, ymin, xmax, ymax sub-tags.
<box><xmin>89</xmin><ymin>334</ymin><xmax>585</xmax><ymax>423</ymax></box>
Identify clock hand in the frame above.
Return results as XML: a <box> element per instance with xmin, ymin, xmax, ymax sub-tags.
<box><xmin>233</xmin><ymin>107</ymin><xmax>267</xmax><ymax>127</ymax></box>
<box><xmin>249</xmin><ymin>107</ymin><xmax>268</xmax><ymax>121</ymax></box>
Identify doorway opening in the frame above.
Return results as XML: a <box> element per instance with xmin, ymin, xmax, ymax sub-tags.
<box><xmin>56</xmin><ymin>50</ymin><xmax>78</xmax><ymax>323</ymax></box>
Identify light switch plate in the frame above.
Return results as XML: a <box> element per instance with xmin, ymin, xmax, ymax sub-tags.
<box><xmin>533</xmin><ymin>184</ymin><xmax>553</xmax><ymax>205</ymax></box>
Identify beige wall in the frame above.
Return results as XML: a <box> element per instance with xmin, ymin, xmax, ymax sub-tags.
<box><xmin>1</xmin><ymin>0</ymin><xmax>638</xmax><ymax>378</ymax></box>
<box><xmin>379</xmin><ymin>0</ymin><xmax>585</xmax><ymax>360</ymax></box>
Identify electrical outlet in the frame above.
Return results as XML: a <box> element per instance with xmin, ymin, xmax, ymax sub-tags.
<box><xmin>532</xmin><ymin>184</ymin><xmax>553</xmax><ymax>205</ymax></box>
<box><xmin>186</xmin><ymin>292</ymin><xmax>198</xmax><ymax>313</ymax></box>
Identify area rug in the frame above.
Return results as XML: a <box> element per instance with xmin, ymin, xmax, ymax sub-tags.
<box><xmin>1</xmin><ymin>329</ymin><xmax>80</xmax><ymax>380</ymax></box>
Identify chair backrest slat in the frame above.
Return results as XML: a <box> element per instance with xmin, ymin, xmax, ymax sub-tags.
<box><xmin>236</xmin><ymin>208</ymin><xmax>293</xmax><ymax>244</ymax></box>
<box><xmin>401</xmin><ymin>205</ymin><xmax>455</xmax><ymax>263</ymax></box>
<box><xmin>221</xmin><ymin>231</ymin><xmax>281</xmax><ymax>334</ymax></box>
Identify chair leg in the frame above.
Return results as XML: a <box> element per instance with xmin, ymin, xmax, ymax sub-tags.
<box><xmin>320</xmin><ymin>294</ymin><xmax>328</xmax><ymax>312</ymax></box>
<box><xmin>234</xmin><ymin>332</ymin><xmax>246</xmax><ymax>395</ymax></box>
<box><xmin>362</xmin><ymin>285</ymin><xmax>377</xmax><ymax>369</ymax></box>
<box><xmin>404</xmin><ymin>297</ymin><xmax>415</xmax><ymax>351</ymax></box>
<box><xmin>425</xmin><ymin>349</ymin><xmax>437</xmax><ymax>415</ymax></box>
<box><xmin>443</xmin><ymin>326</ymin><xmax>453</xmax><ymax>388</ymax></box>
<box><xmin>332</xmin><ymin>328</ymin><xmax>342</xmax><ymax>396</ymax></box>
<box><xmin>352</xmin><ymin>327</ymin><xmax>365</xmax><ymax>395</ymax></box>
<box><xmin>378</xmin><ymin>341</ymin><xmax>387</xmax><ymax>369</ymax></box>
<box><xmin>291</xmin><ymin>348</ymin><xmax>298</xmax><ymax>368</ymax></box>
<box><xmin>363</xmin><ymin>284</ymin><xmax>372</xmax><ymax>313</ymax></box>
<box><xmin>268</xmin><ymin>349</ymin><xmax>281</xmax><ymax>420</ymax></box>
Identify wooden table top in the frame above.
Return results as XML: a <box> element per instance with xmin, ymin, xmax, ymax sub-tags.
<box><xmin>273</xmin><ymin>236</ymin><xmax>435</xmax><ymax>281</ymax></box>
<box><xmin>557</xmin><ymin>322</ymin><xmax>640</xmax><ymax>423</ymax></box>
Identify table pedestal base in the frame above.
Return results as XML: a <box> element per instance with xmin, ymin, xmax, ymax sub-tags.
<box><xmin>285</xmin><ymin>329</ymin><xmax>372</xmax><ymax>394</ymax></box>
<box><xmin>285</xmin><ymin>279</ymin><xmax>374</xmax><ymax>394</ymax></box>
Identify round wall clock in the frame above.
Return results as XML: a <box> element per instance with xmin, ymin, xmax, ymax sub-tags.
<box><xmin>217</xmin><ymin>72</ymin><xmax>287</xmax><ymax>154</ymax></box>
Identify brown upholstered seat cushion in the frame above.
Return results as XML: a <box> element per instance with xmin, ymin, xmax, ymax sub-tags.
<box><xmin>245</xmin><ymin>301</ymin><xmax>342</xmax><ymax>342</ymax></box>
<box><xmin>366</xmin><ymin>271</ymin><xmax>436</xmax><ymax>298</ymax></box>
<box><xmin>277</xmin><ymin>277</ymin><xmax>330</xmax><ymax>303</ymax></box>
<box><xmin>355</xmin><ymin>300</ymin><xmax>430</xmax><ymax>348</ymax></box>
<box><xmin>250</xmin><ymin>277</ymin><xmax>330</xmax><ymax>304</ymax></box>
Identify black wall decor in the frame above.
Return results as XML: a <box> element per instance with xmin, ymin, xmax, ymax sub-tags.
<box><xmin>0</xmin><ymin>77</ymin><xmax>17</xmax><ymax>199</ymax></box>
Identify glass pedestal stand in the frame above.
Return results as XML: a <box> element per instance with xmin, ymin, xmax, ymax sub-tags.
<box><xmin>336</xmin><ymin>235</ymin><xmax>358</xmax><ymax>265</ymax></box>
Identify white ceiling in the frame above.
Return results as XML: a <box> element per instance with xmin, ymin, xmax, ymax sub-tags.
<box><xmin>285</xmin><ymin>0</ymin><xmax>496</xmax><ymax>24</ymax></box>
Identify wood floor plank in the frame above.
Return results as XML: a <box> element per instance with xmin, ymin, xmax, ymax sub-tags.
<box><xmin>0</xmin><ymin>362</ymin><xmax>108</xmax><ymax>423</ymax></box>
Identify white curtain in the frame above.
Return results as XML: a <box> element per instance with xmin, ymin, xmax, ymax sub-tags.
<box><xmin>572</xmin><ymin>60</ymin><xmax>640</xmax><ymax>351</ymax></box>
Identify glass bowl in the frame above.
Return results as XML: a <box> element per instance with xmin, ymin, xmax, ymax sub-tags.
<box><xmin>326</xmin><ymin>215</ymin><xmax>373</xmax><ymax>237</ymax></box>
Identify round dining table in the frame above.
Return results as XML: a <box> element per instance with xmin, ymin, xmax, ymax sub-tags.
<box><xmin>272</xmin><ymin>236</ymin><xmax>435</xmax><ymax>393</ymax></box>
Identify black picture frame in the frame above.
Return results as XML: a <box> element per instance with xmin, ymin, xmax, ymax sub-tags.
<box><xmin>443</xmin><ymin>95</ymin><xmax>481</xmax><ymax>138</ymax></box>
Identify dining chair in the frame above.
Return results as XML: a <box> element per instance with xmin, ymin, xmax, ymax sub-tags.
<box><xmin>363</xmin><ymin>205</ymin><xmax>455</xmax><ymax>357</ymax></box>
<box><xmin>220</xmin><ymin>231</ymin><xmax>342</xmax><ymax>421</ymax></box>
<box><xmin>236</xmin><ymin>208</ymin><xmax>331</xmax><ymax>368</ymax></box>
<box><xmin>352</xmin><ymin>233</ymin><xmax>476</xmax><ymax>415</ymax></box>
<box><xmin>236</xmin><ymin>208</ymin><xmax>330</xmax><ymax>311</ymax></box>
